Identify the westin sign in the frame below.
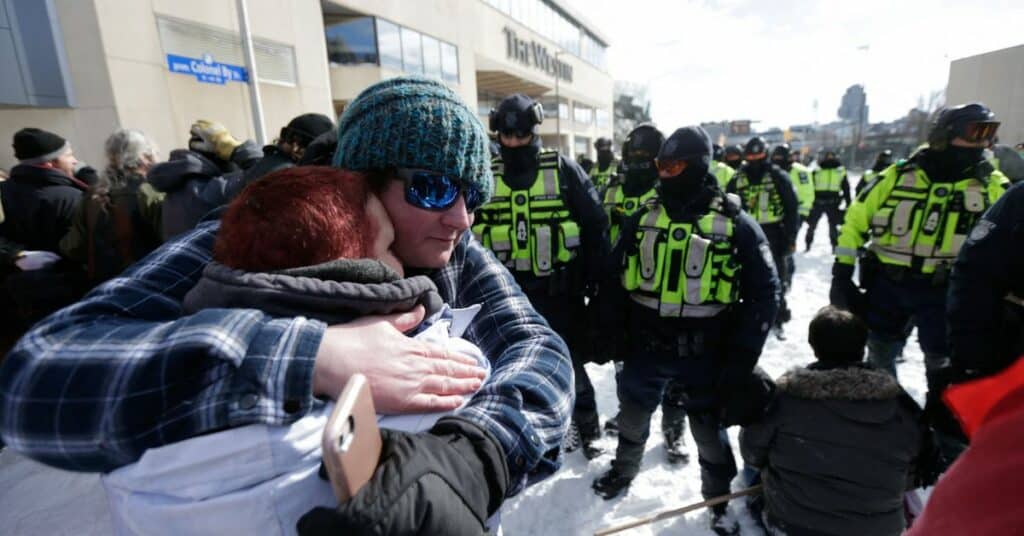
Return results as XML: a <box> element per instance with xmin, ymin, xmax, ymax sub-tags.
<box><xmin>503</xmin><ymin>27</ymin><xmax>573</xmax><ymax>83</ymax></box>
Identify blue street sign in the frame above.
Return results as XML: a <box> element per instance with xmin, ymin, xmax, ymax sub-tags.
<box><xmin>166</xmin><ymin>53</ymin><xmax>248</xmax><ymax>85</ymax></box>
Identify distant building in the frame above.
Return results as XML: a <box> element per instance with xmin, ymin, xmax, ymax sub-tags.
<box><xmin>947</xmin><ymin>44</ymin><xmax>1024</xmax><ymax>145</ymax></box>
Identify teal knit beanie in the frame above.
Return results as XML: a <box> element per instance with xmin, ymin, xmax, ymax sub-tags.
<box><xmin>333</xmin><ymin>76</ymin><xmax>493</xmax><ymax>204</ymax></box>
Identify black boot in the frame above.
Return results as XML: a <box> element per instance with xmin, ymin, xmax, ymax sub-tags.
<box><xmin>604</xmin><ymin>414</ymin><xmax>620</xmax><ymax>437</ymax></box>
<box><xmin>592</xmin><ymin>467</ymin><xmax>633</xmax><ymax>500</ymax></box>
<box><xmin>709</xmin><ymin>504</ymin><xmax>739</xmax><ymax>536</ymax></box>
<box><xmin>662</xmin><ymin>422</ymin><xmax>690</xmax><ymax>465</ymax></box>
<box><xmin>579</xmin><ymin>422</ymin><xmax>604</xmax><ymax>460</ymax></box>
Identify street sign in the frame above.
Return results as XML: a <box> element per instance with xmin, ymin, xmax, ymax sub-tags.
<box><xmin>166</xmin><ymin>53</ymin><xmax>248</xmax><ymax>85</ymax></box>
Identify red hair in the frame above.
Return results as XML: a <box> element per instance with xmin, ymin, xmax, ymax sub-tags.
<box><xmin>214</xmin><ymin>166</ymin><xmax>376</xmax><ymax>271</ymax></box>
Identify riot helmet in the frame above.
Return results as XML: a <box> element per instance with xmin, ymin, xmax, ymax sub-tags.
<box><xmin>724</xmin><ymin>144</ymin><xmax>743</xmax><ymax>169</ymax></box>
<box><xmin>744</xmin><ymin>137</ymin><xmax>768</xmax><ymax>161</ymax></box>
<box><xmin>489</xmin><ymin>94</ymin><xmax>544</xmax><ymax>138</ymax></box>
<box><xmin>712</xmin><ymin>143</ymin><xmax>724</xmax><ymax>162</ymax></box>
<box><xmin>770</xmin><ymin>143</ymin><xmax>792</xmax><ymax>166</ymax></box>
<box><xmin>656</xmin><ymin>126</ymin><xmax>713</xmax><ymax>180</ymax></box>
<box><xmin>927</xmin><ymin>102</ymin><xmax>999</xmax><ymax>151</ymax></box>
<box><xmin>619</xmin><ymin>123</ymin><xmax>665</xmax><ymax>174</ymax></box>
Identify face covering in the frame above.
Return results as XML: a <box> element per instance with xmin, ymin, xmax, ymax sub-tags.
<box><xmin>923</xmin><ymin>146</ymin><xmax>986</xmax><ymax>182</ymax></box>
<box><xmin>658</xmin><ymin>164</ymin><xmax>707</xmax><ymax>201</ymax></box>
<box><xmin>820</xmin><ymin>159</ymin><xmax>840</xmax><ymax>169</ymax></box>
<box><xmin>597</xmin><ymin>150</ymin><xmax>614</xmax><ymax>169</ymax></box>
<box><xmin>745</xmin><ymin>159</ymin><xmax>766</xmax><ymax>177</ymax></box>
<box><xmin>622</xmin><ymin>164</ymin><xmax>658</xmax><ymax>196</ymax></box>
<box><xmin>725</xmin><ymin>159</ymin><xmax>741</xmax><ymax>170</ymax></box>
<box><xmin>500</xmin><ymin>142</ymin><xmax>540</xmax><ymax>177</ymax></box>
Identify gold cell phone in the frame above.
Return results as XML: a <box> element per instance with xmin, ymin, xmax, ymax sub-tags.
<box><xmin>321</xmin><ymin>373</ymin><xmax>383</xmax><ymax>502</ymax></box>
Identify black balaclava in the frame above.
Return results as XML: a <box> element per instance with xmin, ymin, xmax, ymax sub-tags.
<box><xmin>500</xmin><ymin>137</ymin><xmax>542</xmax><ymax>187</ymax></box>
<box><xmin>772</xmin><ymin>156</ymin><xmax>791</xmax><ymax>172</ymax></box>
<box><xmin>597</xmin><ymin>149</ymin><xmax>614</xmax><ymax>169</ymax></box>
<box><xmin>621</xmin><ymin>162</ymin><xmax>658</xmax><ymax>197</ymax></box>
<box><xmin>744</xmin><ymin>158</ymin><xmax>767</xmax><ymax>180</ymax></box>
<box><xmin>820</xmin><ymin>155</ymin><xmax>841</xmax><ymax>169</ymax></box>
<box><xmin>920</xmin><ymin>146</ymin><xmax>987</xmax><ymax>183</ymax></box>
<box><xmin>657</xmin><ymin>126</ymin><xmax>715</xmax><ymax>212</ymax></box>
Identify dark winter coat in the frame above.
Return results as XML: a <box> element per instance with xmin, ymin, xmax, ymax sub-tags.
<box><xmin>183</xmin><ymin>258</ymin><xmax>443</xmax><ymax>323</ymax></box>
<box><xmin>949</xmin><ymin>181</ymin><xmax>1024</xmax><ymax>379</ymax></box>
<box><xmin>238</xmin><ymin>144</ymin><xmax>295</xmax><ymax>186</ymax></box>
<box><xmin>740</xmin><ymin>364</ymin><xmax>923</xmax><ymax>536</ymax></box>
<box><xmin>147</xmin><ymin>141</ymin><xmax>262</xmax><ymax>241</ymax></box>
<box><xmin>0</xmin><ymin>164</ymin><xmax>87</xmax><ymax>263</ymax></box>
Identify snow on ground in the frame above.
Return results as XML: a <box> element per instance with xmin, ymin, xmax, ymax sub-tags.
<box><xmin>0</xmin><ymin>217</ymin><xmax>930</xmax><ymax>536</ymax></box>
<box><xmin>501</xmin><ymin>221</ymin><xmax>929</xmax><ymax>536</ymax></box>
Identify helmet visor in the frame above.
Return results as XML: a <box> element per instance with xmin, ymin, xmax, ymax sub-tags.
<box><xmin>960</xmin><ymin>121</ymin><xmax>1000</xmax><ymax>144</ymax></box>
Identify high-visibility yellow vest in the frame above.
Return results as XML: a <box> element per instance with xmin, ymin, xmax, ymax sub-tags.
<box><xmin>472</xmin><ymin>151</ymin><xmax>580</xmax><ymax>276</ymax></box>
<box><xmin>622</xmin><ymin>193</ymin><xmax>740</xmax><ymax>318</ymax></box>
<box><xmin>791</xmin><ymin>163</ymin><xmax>814</xmax><ymax>217</ymax></box>
<box><xmin>590</xmin><ymin>162</ymin><xmax>617</xmax><ymax>192</ymax></box>
<box><xmin>731</xmin><ymin>170</ymin><xmax>785</xmax><ymax>224</ymax></box>
<box><xmin>813</xmin><ymin>166</ymin><xmax>846</xmax><ymax>194</ymax></box>
<box><xmin>602</xmin><ymin>183</ymin><xmax>657</xmax><ymax>245</ymax></box>
<box><xmin>713</xmin><ymin>161</ymin><xmax>735</xmax><ymax>189</ymax></box>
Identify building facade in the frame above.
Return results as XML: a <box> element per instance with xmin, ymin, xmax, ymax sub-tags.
<box><xmin>0</xmin><ymin>0</ymin><xmax>613</xmax><ymax>172</ymax></box>
<box><xmin>947</xmin><ymin>44</ymin><xmax>1024</xmax><ymax>145</ymax></box>
<box><xmin>323</xmin><ymin>0</ymin><xmax>613</xmax><ymax>158</ymax></box>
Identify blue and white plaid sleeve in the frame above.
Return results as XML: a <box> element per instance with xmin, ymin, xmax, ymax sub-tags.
<box><xmin>435</xmin><ymin>234</ymin><xmax>575</xmax><ymax>496</ymax></box>
<box><xmin>0</xmin><ymin>221</ymin><xmax>325</xmax><ymax>472</ymax></box>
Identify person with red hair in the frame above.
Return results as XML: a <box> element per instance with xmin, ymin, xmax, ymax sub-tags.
<box><xmin>98</xmin><ymin>165</ymin><xmax>491</xmax><ymax>535</ymax></box>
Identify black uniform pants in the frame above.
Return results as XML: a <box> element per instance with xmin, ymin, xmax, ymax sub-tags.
<box><xmin>805</xmin><ymin>200</ymin><xmax>843</xmax><ymax>248</ymax></box>
<box><xmin>521</xmin><ymin>285</ymin><xmax>600</xmax><ymax>437</ymax></box>
<box><xmin>613</xmin><ymin>341</ymin><xmax>736</xmax><ymax>498</ymax></box>
<box><xmin>761</xmin><ymin>223</ymin><xmax>791</xmax><ymax>325</ymax></box>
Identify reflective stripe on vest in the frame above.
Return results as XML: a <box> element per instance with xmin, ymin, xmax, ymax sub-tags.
<box><xmin>603</xmin><ymin>184</ymin><xmax>657</xmax><ymax>245</ymax></box>
<box><xmin>590</xmin><ymin>164</ymin><xmax>616</xmax><ymax>191</ymax></box>
<box><xmin>813</xmin><ymin>167</ymin><xmax>846</xmax><ymax>193</ymax></box>
<box><xmin>472</xmin><ymin>151</ymin><xmax>580</xmax><ymax>276</ymax></box>
<box><xmin>622</xmin><ymin>195</ymin><xmax>739</xmax><ymax>318</ymax></box>
<box><xmin>867</xmin><ymin>167</ymin><xmax>994</xmax><ymax>274</ymax></box>
<box><xmin>732</xmin><ymin>171</ymin><xmax>784</xmax><ymax>224</ymax></box>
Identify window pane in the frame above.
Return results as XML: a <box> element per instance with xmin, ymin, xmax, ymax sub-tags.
<box><xmin>376</xmin><ymin>19</ymin><xmax>401</xmax><ymax>71</ymax></box>
<box><xmin>574</xmin><ymin>136</ymin><xmax>589</xmax><ymax>156</ymax></box>
<box><xmin>422</xmin><ymin>34</ymin><xmax>441</xmax><ymax>80</ymax></box>
<box><xmin>441</xmin><ymin>42</ymin><xmax>459</xmax><ymax>83</ymax></box>
<box><xmin>325</xmin><ymin>17</ymin><xmax>378</xmax><ymax>65</ymax></box>
<box><xmin>596</xmin><ymin>109</ymin><xmax>610</xmax><ymax>129</ymax></box>
<box><xmin>574</xmin><ymin>103</ymin><xmax>592</xmax><ymax>125</ymax></box>
<box><xmin>400</xmin><ymin>27</ymin><xmax>423</xmax><ymax>74</ymax></box>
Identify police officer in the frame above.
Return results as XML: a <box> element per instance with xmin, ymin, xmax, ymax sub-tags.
<box><xmin>476</xmin><ymin>94</ymin><xmax>610</xmax><ymax>459</ymax></box>
<box><xmin>712</xmin><ymin>143</ymin><xmax>736</xmax><ymax>188</ymax></box>
<box><xmin>723</xmin><ymin>144</ymin><xmax>743</xmax><ymax>170</ymax></box>
<box><xmin>593</xmin><ymin>126</ymin><xmax>779</xmax><ymax>536</ymax></box>
<box><xmin>804</xmin><ymin>149</ymin><xmax>851</xmax><ymax>252</ymax></box>
<box><xmin>590</xmin><ymin>137</ymin><xmax>618</xmax><ymax>194</ymax></box>
<box><xmin>856</xmin><ymin>149</ymin><xmax>894</xmax><ymax>195</ymax></box>
<box><xmin>602</xmin><ymin>124</ymin><xmax>690</xmax><ymax>464</ymax></box>
<box><xmin>726</xmin><ymin>137</ymin><xmax>799</xmax><ymax>339</ymax></box>
<box><xmin>771</xmin><ymin>143</ymin><xmax>812</xmax><ymax>291</ymax></box>
<box><xmin>830</xmin><ymin>102</ymin><xmax>1009</xmax><ymax>396</ymax></box>
<box><xmin>948</xmin><ymin>180</ymin><xmax>1024</xmax><ymax>381</ymax></box>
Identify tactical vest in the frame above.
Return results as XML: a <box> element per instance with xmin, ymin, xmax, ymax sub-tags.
<box><xmin>590</xmin><ymin>163</ymin><xmax>617</xmax><ymax>192</ymax></box>
<box><xmin>472</xmin><ymin>151</ymin><xmax>580</xmax><ymax>277</ymax></box>
<box><xmin>603</xmin><ymin>183</ymin><xmax>657</xmax><ymax>245</ymax></box>
<box><xmin>813</xmin><ymin>166</ymin><xmax>846</xmax><ymax>194</ymax></box>
<box><xmin>713</xmin><ymin>161</ymin><xmax>735</xmax><ymax>189</ymax></box>
<box><xmin>867</xmin><ymin>166</ymin><xmax>997</xmax><ymax>274</ymax></box>
<box><xmin>790</xmin><ymin>163</ymin><xmax>814</xmax><ymax>216</ymax></box>
<box><xmin>732</xmin><ymin>170</ymin><xmax>785</xmax><ymax>224</ymax></box>
<box><xmin>623</xmin><ymin>194</ymin><xmax>740</xmax><ymax>318</ymax></box>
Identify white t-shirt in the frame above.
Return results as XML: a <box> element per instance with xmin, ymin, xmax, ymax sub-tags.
<box><xmin>101</xmin><ymin>305</ymin><xmax>490</xmax><ymax>536</ymax></box>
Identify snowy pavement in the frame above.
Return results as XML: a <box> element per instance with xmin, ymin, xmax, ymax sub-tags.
<box><xmin>501</xmin><ymin>222</ymin><xmax>929</xmax><ymax>536</ymax></box>
<box><xmin>0</xmin><ymin>221</ymin><xmax>930</xmax><ymax>536</ymax></box>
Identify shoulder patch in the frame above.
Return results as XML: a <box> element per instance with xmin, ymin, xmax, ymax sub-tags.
<box><xmin>968</xmin><ymin>219</ymin><xmax>996</xmax><ymax>243</ymax></box>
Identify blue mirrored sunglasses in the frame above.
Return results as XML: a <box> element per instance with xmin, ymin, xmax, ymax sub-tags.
<box><xmin>395</xmin><ymin>168</ymin><xmax>484</xmax><ymax>212</ymax></box>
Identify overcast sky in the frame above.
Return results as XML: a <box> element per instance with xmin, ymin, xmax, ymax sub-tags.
<box><xmin>565</xmin><ymin>0</ymin><xmax>1023</xmax><ymax>131</ymax></box>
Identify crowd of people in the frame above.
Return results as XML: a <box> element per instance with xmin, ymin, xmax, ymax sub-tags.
<box><xmin>0</xmin><ymin>75</ymin><xmax>1022</xmax><ymax>535</ymax></box>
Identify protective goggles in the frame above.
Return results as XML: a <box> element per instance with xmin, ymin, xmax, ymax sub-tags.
<box><xmin>654</xmin><ymin>158</ymin><xmax>688</xmax><ymax>176</ymax></box>
<box><xmin>959</xmin><ymin>121</ymin><xmax>1000</xmax><ymax>144</ymax></box>
<box><xmin>499</xmin><ymin>129</ymin><xmax>533</xmax><ymax>140</ymax></box>
<box><xmin>395</xmin><ymin>168</ymin><xmax>484</xmax><ymax>212</ymax></box>
<box><xmin>620</xmin><ymin>159</ymin><xmax>655</xmax><ymax>172</ymax></box>
<box><xmin>745</xmin><ymin>151</ymin><xmax>767</xmax><ymax>161</ymax></box>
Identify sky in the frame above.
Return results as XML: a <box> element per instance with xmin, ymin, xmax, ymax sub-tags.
<box><xmin>564</xmin><ymin>0</ymin><xmax>1024</xmax><ymax>131</ymax></box>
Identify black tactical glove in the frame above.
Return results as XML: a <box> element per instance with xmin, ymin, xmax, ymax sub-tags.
<box><xmin>717</xmin><ymin>366</ymin><xmax>775</xmax><ymax>426</ymax></box>
<box><xmin>297</xmin><ymin>416</ymin><xmax>509</xmax><ymax>536</ymax></box>
<box><xmin>829</xmin><ymin>263</ymin><xmax>865</xmax><ymax>316</ymax></box>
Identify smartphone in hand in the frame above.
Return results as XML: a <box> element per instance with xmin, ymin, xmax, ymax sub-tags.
<box><xmin>321</xmin><ymin>373</ymin><xmax>383</xmax><ymax>502</ymax></box>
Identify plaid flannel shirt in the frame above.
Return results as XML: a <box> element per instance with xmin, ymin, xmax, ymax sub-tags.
<box><xmin>0</xmin><ymin>219</ymin><xmax>573</xmax><ymax>495</ymax></box>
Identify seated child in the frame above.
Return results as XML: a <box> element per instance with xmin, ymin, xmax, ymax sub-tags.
<box><xmin>101</xmin><ymin>166</ymin><xmax>489</xmax><ymax>536</ymax></box>
<box><xmin>740</xmin><ymin>306</ymin><xmax>924</xmax><ymax>536</ymax></box>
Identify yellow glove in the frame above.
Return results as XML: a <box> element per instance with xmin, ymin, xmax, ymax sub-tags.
<box><xmin>189</xmin><ymin>120</ymin><xmax>241</xmax><ymax>162</ymax></box>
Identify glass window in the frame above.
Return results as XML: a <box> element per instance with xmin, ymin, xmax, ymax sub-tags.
<box><xmin>574</xmin><ymin>103</ymin><xmax>593</xmax><ymax>125</ymax></box>
<box><xmin>325</xmin><ymin>17</ymin><xmax>378</xmax><ymax>65</ymax></box>
<box><xmin>441</xmin><ymin>42</ymin><xmax>459</xmax><ymax>83</ymax></box>
<box><xmin>422</xmin><ymin>34</ymin><xmax>441</xmax><ymax>80</ymax></box>
<box><xmin>574</xmin><ymin>136</ymin><xmax>589</xmax><ymax>157</ymax></box>
<box><xmin>596</xmin><ymin>108</ymin><xmax>610</xmax><ymax>129</ymax></box>
<box><xmin>400</xmin><ymin>27</ymin><xmax>423</xmax><ymax>74</ymax></box>
<box><xmin>376</xmin><ymin>19</ymin><xmax>402</xmax><ymax>71</ymax></box>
